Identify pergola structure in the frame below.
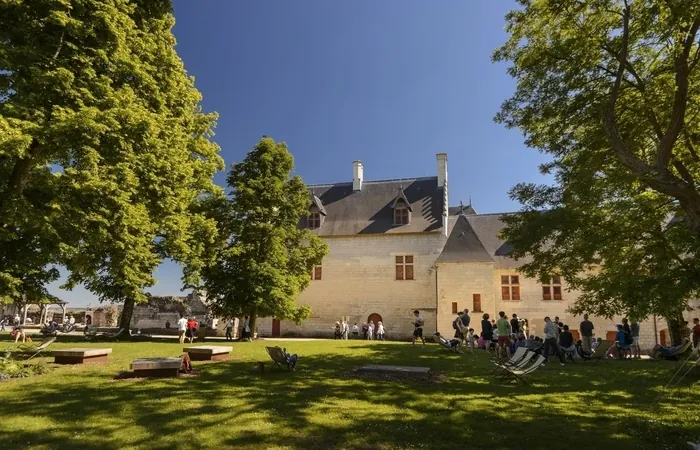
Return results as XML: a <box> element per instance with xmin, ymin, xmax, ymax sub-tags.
<box><xmin>21</xmin><ymin>301</ymin><xmax>68</xmax><ymax>326</ymax></box>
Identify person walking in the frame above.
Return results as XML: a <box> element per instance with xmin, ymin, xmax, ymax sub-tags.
<box><xmin>225</xmin><ymin>318</ymin><xmax>234</xmax><ymax>341</ymax></box>
<box><xmin>411</xmin><ymin>310</ymin><xmax>426</xmax><ymax>346</ymax></box>
<box><xmin>242</xmin><ymin>315</ymin><xmax>250</xmax><ymax>341</ymax></box>
<box><xmin>496</xmin><ymin>311</ymin><xmax>512</xmax><ymax>358</ymax></box>
<box><xmin>0</xmin><ymin>316</ymin><xmax>6</xmax><ymax>332</ymax></box>
<box><xmin>186</xmin><ymin>316</ymin><xmax>198</xmax><ymax>344</ymax></box>
<box><xmin>177</xmin><ymin>314</ymin><xmax>188</xmax><ymax>344</ymax></box>
<box><xmin>580</xmin><ymin>314</ymin><xmax>594</xmax><ymax>354</ymax></box>
<box><xmin>543</xmin><ymin>316</ymin><xmax>565</xmax><ymax>365</ymax></box>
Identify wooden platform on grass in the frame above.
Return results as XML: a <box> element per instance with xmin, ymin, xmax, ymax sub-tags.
<box><xmin>130</xmin><ymin>357</ymin><xmax>182</xmax><ymax>378</ymax></box>
<box><xmin>182</xmin><ymin>345</ymin><xmax>232</xmax><ymax>361</ymax></box>
<box><xmin>357</xmin><ymin>364</ymin><xmax>431</xmax><ymax>378</ymax></box>
<box><xmin>53</xmin><ymin>348</ymin><xmax>112</xmax><ymax>365</ymax></box>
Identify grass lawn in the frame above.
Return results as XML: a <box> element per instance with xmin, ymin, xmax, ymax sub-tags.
<box><xmin>0</xmin><ymin>334</ymin><xmax>698</xmax><ymax>450</ymax></box>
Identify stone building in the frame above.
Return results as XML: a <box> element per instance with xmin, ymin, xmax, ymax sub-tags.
<box><xmin>251</xmin><ymin>153</ymin><xmax>696</xmax><ymax>349</ymax></box>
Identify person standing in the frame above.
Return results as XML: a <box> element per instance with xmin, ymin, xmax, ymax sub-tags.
<box><xmin>580</xmin><ymin>314</ymin><xmax>594</xmax><ymax>354</ymax></box>
<box><xmin>496</xmin><ymin>311</ymin><xmax>512</xmax><ymax>358</ymax></box>
<box><xmin>376</xmin><ymin>321</ymin><xmax>385</xmax><ymax>341</ymax></box>
<box><xmin>630</xmin><ymin>320</ymin><xmax>641</xmax><ymax>359</ymax></box>
<box><xmin>242</xmin><ymin>315</ymin><xmax>250</xmax><ymax>341</ymax></box>
<box><xmin>0</xmin><ymin>316</ymin><xmax>6</xmax><ymax>332</ymax></box>
<box><xmin>341</xmin><ymin>319</ymin><xmax>349</xmax><ymax>340</ymax></box>
<box><xmin>367</xmin><ymin>321</ymin><xmax>374</xmax><ymax>340</ymax></box>
<box><xmin>481</xmin><ymin>313</ymin><xmax>493</xmax><ymax>350</ymax></box>
<box><xmin>186</xmin><ymin>316</ymin><xmax>198</xmax><ymax>344</ymax></box>
<box><xmin>177</xmin><ymin>314</ymin><xmax>188</xmax><ymax>344</ymax></box>
<box><xmin>510</xmin><ymin>313</ymin><xmax>520</xmax><ymax>337</ymax></box>
<box><xmin>14</xmin><ymin>313</ymin><xmax>20</xmax><ymax>326</ymax></box>
<box><xmin>461</xmin><ymin>309</ymin><xmax>471</xmax><ymax>342</ymax></box>
<box><xmin>543</xmin><ymin>316</ymin><xmax>565</xmax><ymax>365</ymax></box>
<box><xmin>411</xmin><ymin>310</ymin><xmax>425</xmax><ymax>346</ymax></box>
<box><xmin>225</xmin><ymin>318</ymin><xmax>234</xmax><ymax>341</ymax></box>
<box><xmin>692</xmin><ymin>318</ymin><xmax>700</xmax><ymax>349</ymax></box>
<box><xmin>351</xmin><ymin>323</ymin><xmax>359</xmax><ymax>339</ymax></box>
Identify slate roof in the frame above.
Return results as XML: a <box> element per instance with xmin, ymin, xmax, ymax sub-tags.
<box><xmin>303</xmin><ymin>177</ymin><xmax>445</xmax><ymax>236</ymax></box>
<box><xmin>436</xmin><ymin>215</ymin><xmax>492</xmax><ymax>263</ymax></box>
<box><xmin>437</xmin><ymin>212</ymin><xmax>529</xmax><ymax>268</ymax></box>
<box><xmin>448</xmin><ymin>205</ymin><xmax>477</xmax><ymax>216</ymax></box>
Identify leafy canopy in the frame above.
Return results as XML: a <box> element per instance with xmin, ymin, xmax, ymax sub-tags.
<box><xmin>494</xmin><ymin>0</ymin><xmax>700</xmax><ymax>322</ymax></box>
<box><xmin>199</xmin><ymin>137</ymin><xmax>328</xmax><ymax>325</ymax></box>
<box><xmin>0</xmin><ymin>1</ymin><xmax>223</xmax><ymax>312</ymax></box>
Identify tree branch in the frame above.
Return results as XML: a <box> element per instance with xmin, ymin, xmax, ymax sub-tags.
<box><xmin>51</xmin><ymin>31</ymin><xmax>65</xmax><ymax>63</ymax></box>
<box><xmin>657</xmin><ymin>19</ymin><xmax>700</xmax><ymax>169</ymax></box>
<box><xmin>672</xmin><ymin>159</ymin><xmax>696</xmax><ymax>186</ymax></box>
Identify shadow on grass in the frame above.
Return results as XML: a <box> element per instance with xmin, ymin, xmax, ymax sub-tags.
<box><xmin>0</xmin><ymin>341</ymin><xmax>697</xmax><ymax>449</ymax></box>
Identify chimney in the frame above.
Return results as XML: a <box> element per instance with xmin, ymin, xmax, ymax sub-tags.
<box><xmin>436</xmin><ymin>153</ymin><xmax>447</xmax><ymax>187</ymax></box>
<box><xmin>437</xmin><ymin>153</ymin><xmax>448</xmax><ymax>236</ymax></box>
<box><xmin>353</xmin><ymin>160</ymin><xmax>363</xmax><ymax>191</ymax></box>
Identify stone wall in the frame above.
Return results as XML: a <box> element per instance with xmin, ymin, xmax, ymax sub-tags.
<box><xmin>436</xmin><ymin>262</ymin><xmax>495</xmax><ymax>334</ymax></box>
<box><xmin>261</xmin><ymin>232</ymin><xmax>447</xmax><ymax>339</ymax></box>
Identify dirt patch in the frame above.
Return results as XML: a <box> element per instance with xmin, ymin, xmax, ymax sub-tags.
<box><xmin>341</xmin><ymin>367</ymin><xmax>446</xmax><ymax>384</ymax></box>
<box><xmin>110</xmin><ymin>369</ymin><xmax>201</xmax><ymax>381</ymax></box>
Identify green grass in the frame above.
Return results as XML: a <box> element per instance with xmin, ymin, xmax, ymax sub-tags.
<box><xmin>0</xmin><ymin>335</ymin><xmax>698</xmax><ymax>450</ymax></box>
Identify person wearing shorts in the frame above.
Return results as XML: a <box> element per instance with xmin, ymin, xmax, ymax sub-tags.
<box><xmin>496</xmin><ymin>311</ymin><xmax>512</xmax><ymax>357</ymax></box>
<box><xmin>412</xmin><ymin>310</ymin><xmax>425</xmax><ymax>346</ymax></box>
<box><xmin>630</xmin><ymin>320</ymin><xmax>641</xmax><ymax>359</ymax></box>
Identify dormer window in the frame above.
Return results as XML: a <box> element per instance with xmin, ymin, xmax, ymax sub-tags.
<box><xmin>391</xmin><ymin>186</ymin><xmax>412</xmax><ymax>226</ymax></box>
<box><xmin>308</xmin><ymin>212</ymin><xmax>321</xmax><ymax>229</ymax></box>
<box><xmin>394</xmin><ymin>206</ymin><xmax>409</xmax><ymax>225</ymax></box>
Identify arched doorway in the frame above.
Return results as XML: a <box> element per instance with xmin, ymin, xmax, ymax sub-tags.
<box><xmin>367</xmin><ymin>313</ymin><xmax>382</xmax><ymax>330</ymax></box>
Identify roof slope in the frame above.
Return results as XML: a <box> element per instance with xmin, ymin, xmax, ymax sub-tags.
<box><xmin>448</xmin><ymin>205</ymin><xmax>477</xmax><ymax>216</ymax></box>
<box><xmin>465</xmin><ymin>213</ymin><xmax>530</xmax><ymax>269</ymax></box>
<box><xmin>303</xmin><ymin>177</ymin><xmax>445</xmax><ymax>236</ymax></box>
<box><xmin>436</xmin><ymin>215</ymin><xmax>493</xmax><ymax>263</ymax></box>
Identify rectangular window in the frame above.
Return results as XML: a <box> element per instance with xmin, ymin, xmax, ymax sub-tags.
<box><xmin>451</xmin><ymin>302</ymin><xmax>458</xmax><ymax>314</ymax></box>
<box><xmin>394</xmin><ymin>207</ymin><xmax>409</xmax><ymax>225</ymax></box>
<box><xmin>395</xmin><ymin>255</ymin><xmax>414</xmax><ymax>280</ymax></box>
<box><xmin>311</xmin><ymin>265</ymin><xmax>322</xmax><ymax>280</ymax></box>
<box><xmin>500</xmin><ymin>274</ymin><xmax>520</xmax><ymax>300</ymax></box>
<box><xmin>308</xmin><ymin>212</ymin><xmax>321</xmax><ymax>229</ymax></box>
<box><xmin>473</xmin><ymin>294</ymin><xmax>482</xmax><ymax>312</ymax></box>
<box><xmin>542</xmin><ymin>275</ymin><xmax>562</xmax><ymax>300</ymax></box>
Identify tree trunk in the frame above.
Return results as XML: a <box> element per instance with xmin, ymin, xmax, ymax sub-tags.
<box><xmin>118</xmin><ymin>298</ymin><xmax>135</xmax><ymax>339</ymax></box>
<box><xmin>249</xmin><ymin>307</ymin><xmax>258</xmax><ymax>340</ymax></box>
<box><xmin>665</xmin><ymin>313</ymin><xmax>688</xmax><ymax>346</ymax></box>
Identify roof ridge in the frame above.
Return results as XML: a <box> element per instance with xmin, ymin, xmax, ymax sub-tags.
<box><xmin>307</xmin><ymin>176</ymin><xmax>437</xmax><ymax>188</ymax></box>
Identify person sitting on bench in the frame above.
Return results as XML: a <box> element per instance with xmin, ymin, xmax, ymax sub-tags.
<box><xmin>434</xmin><ymin>332</ymin><xmax>464</xmax><ymax>352</ymax></box>
<box><xmin>282</xmin><ymin>348</ymin><xmax>298</xmax><ymax>370</ymax></box>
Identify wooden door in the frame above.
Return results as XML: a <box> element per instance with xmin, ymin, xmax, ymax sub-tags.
<box><xmin>367</xmin><ymin>313</ymin><xmax>382</xmax><ymax>329</ymax></box>
<box><xmin>472</xmin><ymin>294</ymin><xmax>482</xmax><ymax>313</ymax></box>
<box><xmin>570</xmin><ymin>330</ymin><xmax>580</xmax><ymax>341</ymax></box>
<box><xmin>272</xmin><ymin>318</ymin><xmax>281</xmax><ymax>338</ymax></box>
<box><xmin>606</xmin><ymin>331</ymin><xmax>617</xmax><ymax>341</ymax></box>
<box><xmin>659</xmin><ymin>329</ymin><xmax>668</xmax><ymax>347</ymax></box>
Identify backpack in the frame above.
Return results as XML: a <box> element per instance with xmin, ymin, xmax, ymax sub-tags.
<box><xmin>452</xmin><ymin>319</ymin><xmax>459</xmax><ymax>330</ymax></box>
<box><xmin>624</xmin><ymin>332</ymin><xmax>633</xmax><ymax>346</ymax></box>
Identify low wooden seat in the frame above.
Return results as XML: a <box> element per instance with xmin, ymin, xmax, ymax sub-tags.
<box><xmin>182</xmin><ymin>345</ymin><xmax>232</xmax><ymax>361</ymax></box>
<box><xmin>130</xmin><ymin>357</ymin><xmax>183</xmax><ymax>377</ymax></box>
<box><xmin>53</xmin><ymin>348</ymin><xmax>112</xmax><ymax>365</ymax></box>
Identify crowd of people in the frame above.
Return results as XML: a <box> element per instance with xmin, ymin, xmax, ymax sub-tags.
<box><xmin>333</xmin><ymin>319</ymin><xmax>387</xmax><ymax>340</ymax></box>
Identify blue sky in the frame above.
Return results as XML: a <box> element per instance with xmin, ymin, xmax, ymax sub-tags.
<box><xmin>49</xmin><ymin>0</ymin><xmax>552</xmax><ymax>307</ymax></box>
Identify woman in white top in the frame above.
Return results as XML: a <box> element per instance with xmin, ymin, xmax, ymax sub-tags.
<box><xmin>367</xmin><ymin>321</ymin><xmax>374</xmax><ymax>340</ymax></box>
<box><xmin>376</xmin><ymin>321</ymin><xmax>386</xmax><ymax>341</ymax></box>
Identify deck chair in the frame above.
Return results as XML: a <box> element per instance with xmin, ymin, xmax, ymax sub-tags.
<box><xmin>92</xmin><ymin>328</ymin><xmax>126</xmax><ymax>341</ymax></box>
<box><xmin>658</xmin><ymin>339</ymin><xmax>692</xmax><ymax>361</ymax></box>
<box><xmin>490</xmin><ymin>346</ymin><xmax>528</xmax><ymax>373</ymax></box>
<box><xmin>502</xmin><ymin>355</ymin><xmax>547</xmax><ymax>385</ymax></box>
<box><xmin>17</xmin><ymin>336</ymin><xmax>56</xmax><ymax>360</ymax></box>
<box><xmin>495</xmin><ymin>351</ymin><xmax>536</xmax><ymax>379</ymax></box>
<box><xmin>434</xmin><ymin>334</ymin><xmax>464</xmax><ymax>354</ymax></box>
<box><xmin>266</xmin><ymin>346</ymin><xmax>295</xmax><ymax>371</ymax></box>
<box><xmin>587</xmin><ymin>340</ymin><xmax>613</xmax><ymax>365</ymax></box>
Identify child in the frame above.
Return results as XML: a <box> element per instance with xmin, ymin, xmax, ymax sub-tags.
<box><xmin>467</xmin><ymin>328</ymin><xmax>476</xmax><ymax>352</ymax></box>
<box><xmin>411</xmin><ymin>310</ymin><xmax>425</xmax><ymax>346</ymax></box>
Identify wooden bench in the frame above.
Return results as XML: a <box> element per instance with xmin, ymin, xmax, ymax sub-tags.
<box><xmin>53</xmin><ymin>348</ymin><xmax>112</xmax><ymax>365</ymax></box>
<box><xmin>130</xmin><ymin>357</ymin><xmax>183</xmax><ymax>378</ymax></box>
<box><xmin>183</xmin><ymin>345</ymin><xmax>232</xmax><ymax>361</ymax></box>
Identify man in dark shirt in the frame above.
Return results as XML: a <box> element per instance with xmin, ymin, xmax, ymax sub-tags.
<box><xmin>510</xmin><ymin>313</ymin><xmax>520</xmax><ymax>337</ymax></box>
<box><xmin>580</xmin><ymin>314</ymin><xmax>594</xmax><ymax>353</ymax></box>
<box><xmin>461</xmin><ymin>309</ymin><xmax>471</xmax><ymax>328</ymax></box>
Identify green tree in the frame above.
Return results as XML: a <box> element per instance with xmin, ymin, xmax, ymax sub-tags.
<box><xmin>495</xmin><ymin>0</ymin><xmax>700</xmax><ymax>344</ymax></box>
<box><xmin>0</xmin><ymin>0</ymin><xmax>223</xmax><ymax>332</ymax></box>
<box><xmin>197</xmin><ymin>137</ymin><xmax>328</xmax><ymax>336</ymax></box>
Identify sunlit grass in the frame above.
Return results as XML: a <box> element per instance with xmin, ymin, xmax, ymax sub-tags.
<box><xmin>0</xmin><ymin>334</ymin><xmax>698</xmax><ymax>449</ymax></box>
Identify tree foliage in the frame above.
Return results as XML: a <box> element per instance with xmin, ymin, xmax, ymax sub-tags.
<box><xmin>198</xmin><ymin>137</ymin><xmax>328</xmax><ymax>333</ymax></box>
<box><xmin>495</xmin><ymin>0</ymin><xmax>700</xmax><ymax>343</ymax></box>
<box><xmin>0</xmin><ymin>0</ymin><xmax>223</xmax><ymax>328</ymax></box>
